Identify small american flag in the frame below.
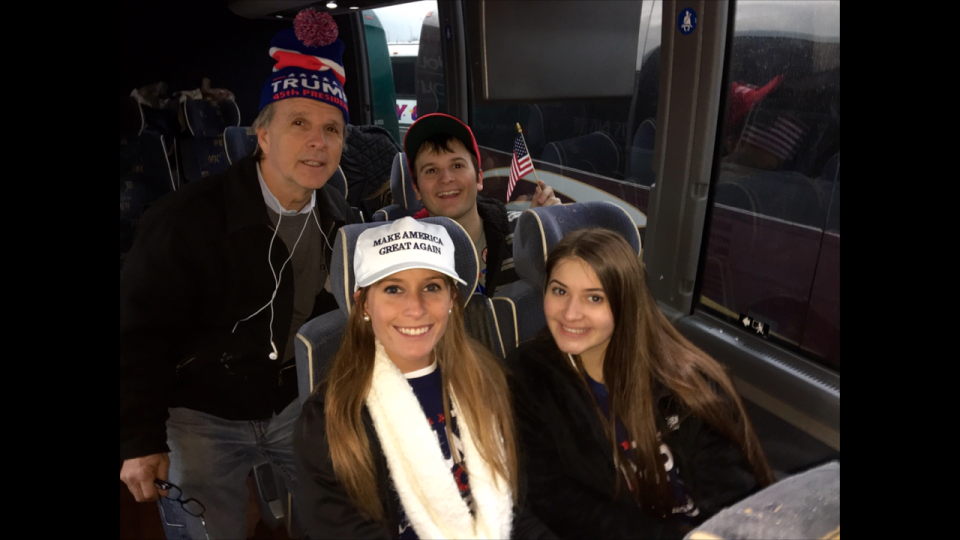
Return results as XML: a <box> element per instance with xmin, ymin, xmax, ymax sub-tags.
<box><xmin>508</xmin><ymin>133</ymin><xmax>534</xmax><ymax>202</ymax></box>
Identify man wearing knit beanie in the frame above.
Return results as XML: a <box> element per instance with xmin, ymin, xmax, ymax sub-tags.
<box><xmin>120</xmin><ymin>10</ymin><xmax>359</xmax><ymax>538</ymax></box>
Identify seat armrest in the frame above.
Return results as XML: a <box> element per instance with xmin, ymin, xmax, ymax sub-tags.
<box><xmin>684</xmin><ymin>461</ymin><xmax>840</xmax><ymax>540</ymax></box>
<box><xmin>296</xmin><ymin>310</ymin><xmax>349</xmax><ymax>405</ymax></box>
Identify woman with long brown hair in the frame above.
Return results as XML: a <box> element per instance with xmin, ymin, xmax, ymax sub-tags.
<box><xmin>508</xmin><ymin>228</ymin><xmax>774</xmax><ymax>539</ymax></box>
<box><xmin>294</xmin><ymin>217</ymin><xmax>553</xmax><ymax>540</ymax></box>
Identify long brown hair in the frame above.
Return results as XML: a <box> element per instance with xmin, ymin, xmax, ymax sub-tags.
<box><xmin>322</xmin><ymin>278</ymin><xmax>519</xmax><ymax>521</ymax></box>
<box><xmin>545</xmin><ymin>228</ymin><xmax>774</xmax><ymax>516</ymax></box>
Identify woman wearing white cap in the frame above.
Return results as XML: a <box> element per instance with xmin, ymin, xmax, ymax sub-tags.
<box><xmin>294</xmin><ymin>217</ymin><xmax>555</xmax><ymax>540</ymax></box>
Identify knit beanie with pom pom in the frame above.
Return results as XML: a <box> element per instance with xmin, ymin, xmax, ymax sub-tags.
<box><xmin>259</xmin><ymin>8</ymin><xmax>349</xmax><ymax>124</ymax></box>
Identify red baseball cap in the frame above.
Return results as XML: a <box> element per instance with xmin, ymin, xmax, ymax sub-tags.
<box><xmin>403</xmin><ymin>113</ymin><xmax>482</xmax><ymax>180</ymax></box>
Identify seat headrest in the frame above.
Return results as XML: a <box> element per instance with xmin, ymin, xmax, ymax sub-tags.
<box><xmin>183</xmin><ymin>99</ymin><xmax>241</xmax><ymax>138</ymax></box>
<box><xmin>633</xmin><ymin>118</ymin><xmax>657</xmax><ymax>150</ymax></box>
<box><xmin>391</xmin><ymin>153</ymin><xmax>422</xmax><ymax>212</ymax></box>
<box><xmin>823</xmin><ymin>153</ymin><xmax>840</xmax><ymax>182</ymax></box>
<box><xmin>327</xmin><ymin>167</ymin><xmax>347</xmax><ymax>198</ymax></box>
<box><xmin>121</xmin><ymin>97</ymin><xmax>145</xmax><ymax>139</ymax></box>
<box><xmin>223</xmin><ymin>126</ymin><xmax>258</xmax><ymax>165</ymax></box>
<box><xmin>540</xmin><ymin>131</ymin><xmax>621</xmax><ymax>178</ymax></box>
<box><xmin>330</xmin><ymin>217</ymin><xmax>479</xmax><ymax>314</ymax></box>
<box><xmin>514</xmin><ymin>201</ymin><xmax>642</xmax><ymax>292</ymax></box>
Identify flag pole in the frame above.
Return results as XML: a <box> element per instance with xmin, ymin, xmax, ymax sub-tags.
<box><xmin>516</xmin><ymin>123</ymin><xmax>542</xmax><ymax>185</ymax></box>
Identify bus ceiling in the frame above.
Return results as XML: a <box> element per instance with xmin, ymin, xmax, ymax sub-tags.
<box><xmin>228</xmin><ymin>0</ymin><xmax>406</xmax><ymax>19</ymax></box>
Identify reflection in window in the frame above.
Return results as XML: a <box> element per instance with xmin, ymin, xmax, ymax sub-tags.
<box><xmin>700</xmin><ymin>4</ymin><xmax>840</xmax><ymax>369</ymax></box>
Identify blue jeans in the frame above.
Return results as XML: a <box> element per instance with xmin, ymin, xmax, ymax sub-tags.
<box><xmin>157</xmin><ymin>399</ymin><xmax>300</xmax><ymax>540</ymax></box>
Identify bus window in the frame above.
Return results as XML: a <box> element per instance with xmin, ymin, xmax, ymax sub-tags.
<box><xmin>389</xmin><ymin>43</ymin><xmax>418</xmax><ymax>137</ymax></box>
<box><xmin>414</xmin><ymin>7</ymin><xmax>446</xmax><ymax>119</ymax></box>
<box><xmin>466</xmin><ymin>1</ymin><xmax>661</xmax><ymax>233</ymax></box>
<box><xmin>699</xmin><ymin>0</ymin><xmax>840</xmax><ymax>369</ymax></box>
<box><xmin>366</xmin><ymin>1</ymin><xmax>439</xmax><ymax>141</ymax></box>
<box><xmin>362</xmin><ymin>10</ymin><xmax>402</xmax><ymax>143</ymax></box>
<box><xmin>464</xmin><ymin>0</ymin><xmax>839</xmax><ymax>369</ymax></box>
<box><xmin>389</xmin><ymin>47</ymin><xmax>417</xmax><ymax>99</ymax></box>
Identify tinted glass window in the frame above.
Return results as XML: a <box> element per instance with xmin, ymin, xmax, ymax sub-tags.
<box><xmin>391</xmin><ymin>57</ymin><xmax>417</xmax><ymax>97</ymax></box>
<box><xmin>414</xmin><ymin>6</ymin><xmax>445</xmax><ymax>121</ymax></box>
<box><xmin>466</xmin><ymin>1</ymin><xmax>661</xmax><ymax>234</ymax></box>
<box><xmin>367</xmin><ymin>1</ymin><xmax>439</xmax><ymax>140</ymax></box>
<box><xmin>700</xmin><ymin>0</ymin><xmax>840</xmax><ymax>368</ymax></box>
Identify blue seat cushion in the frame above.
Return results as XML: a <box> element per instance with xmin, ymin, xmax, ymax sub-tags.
<box><xmin>224</xmin><ymin>126</ymin><xmax>258</xmax><ymax>164</ymax></box>
<box><xmin>514</xmin><ymin>201</ymin><xmax>641</xmax><ymax>292</ymax></box>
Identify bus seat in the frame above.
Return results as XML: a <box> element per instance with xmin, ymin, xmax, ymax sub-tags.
<box><xmin>514</xmin><ymin>201</ymin><xmax>641</xmax><ymax>293</ymax></box>
<box><xmin>295</xmin><ymin>310</ymin><xmax>348</xmax><ymax>404</ymax></box>
<box><xmin>325</xmin><ymin>167</ymin><xmax>367</xmax><ymax>223</ymax></box>
<box><xmin>627</xmin><ymin>118</ymin><xmax>657</xmax><ymax>186</ymax></box>
<box><xmin>715</xmin><ymin>180</ymin><xmax>760</xmax><ymax>214</ymax></box>
<box><xmin>718</xmin><ymin>162</ymin><xmax>827</xmax><ymax>228</ymax></box>
<box><xmin>461</xmin><ymin>294</ymin><xmax>519</xmax><ymax>360</ymax></box>
<box><xmin>541</xmin><ymin>131</ymin><xmax>622</xmax><ymax>180</ymax></box>
<box><xmin>223</xmin><ymin>126</ymin><xmax>258</xmax><ymax>165</ymax></box>
<box><xmin>490</xmin><ymin>297</ymin><xmax>519</xmax><ymax>356</ymax></box>
<box><xmin>633</xmin><ymin>118</ymin><xmax>657</xmax><ymax>150</ymax></box>
<box><xmin>507</xmin><ymin>202</ymin><xmax>642</xmax><ymax>344</ymax></box>
<box><xmin>326</xmin><ymin>167</ymin><xmax>348</xmax><ymax>198</ymax></box>
<box><xmin>179</xmin><ymin>99</ymin><xmax>240</xmax><ymax>183</ymax></box>
<box><xmin>295</xmin><ymin>217</ymin><xmax>481</xmax><ymax>403</ymax></box>
<box><xmin>823</xmin><ymin>154</ymin><xmax>840</xmax><ymax>231</ymax></box>
<box><xmin>121</xmin><ymin>97</ymin><xmax>176</xmax><ymax>269</ymax></box>
<box><xmin>339</xmin><ymin>124</ymin><xmax>401</xmax><ymax>220</ymax></box>
<box><xmin>183</xmin><ymin>98</ymin><xmax>241</xmax><ymax>137</ymax></box>
<box><xmin>823</xmin><ymin>152</ymin><xmax>840</xmax><ymax>183</ymax></box>
<box><xmin>494</xmin><ymin>280</ymin><xmax>545</xmax><ymax>347</ymax></box>
<box><xmin>684</xmin><ymin>461</ymin><xmax>840</xmax><ymax>540</ymax></box>
<box><xmin>373</xmin><ymin>152</ymin><xmax>422</xmax><ymax>222</ymax></box>
<box><xmin>524</xmin><ymin>105</ymin><xmax>546</xmax><ymax>157</ymax></box>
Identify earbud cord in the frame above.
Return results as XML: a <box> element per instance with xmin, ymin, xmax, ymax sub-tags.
<box><xmin>232</xmin><ymin>210</ymin><xmax>311</xmax><ymax>336</ymax></box>
<box><xmin>231</xmin><ymin>207</ymin><xmax>334</xmax><ymax>362</ymax></box>
<box><xmin>312</xmin><ymin>210</ymin><xmax>334</xmax><ymax>252</ymax></box>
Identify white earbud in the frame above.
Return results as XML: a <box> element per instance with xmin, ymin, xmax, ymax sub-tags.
<box><xmin>232</xmin><ymin>209</ymin><xmax>315</xmax><ymax>364</ymax></box>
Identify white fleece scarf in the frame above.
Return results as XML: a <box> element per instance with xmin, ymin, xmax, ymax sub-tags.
<box><xmin>365</xmin><ymin>340</ymin><xmax>514</xmax><ymax>539</ymax></box>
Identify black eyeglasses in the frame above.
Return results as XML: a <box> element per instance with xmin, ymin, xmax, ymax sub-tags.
<box><xmin>154</xmin><ymin>480</ymin><xmax>210</xmax><ymax>540</ymax></box>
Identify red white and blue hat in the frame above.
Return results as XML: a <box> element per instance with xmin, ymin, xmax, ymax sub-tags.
<box><xmin>259</xmin><ymin>9</ymin><xmax>349</xmax><ymax>124</ymax></box>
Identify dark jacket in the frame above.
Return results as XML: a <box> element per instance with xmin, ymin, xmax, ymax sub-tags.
<box><xmin>294</xmin><ymin>388</ymin><xmax>558</xmax><ymax>540</ymax></box>
<box><xmin>506</xmin><ymin>335</ymin><xmax>762</xmax><ymax>540</ymax></box>
<box><xmin>120</xmin><ymin>155</ymin><xmax>357</xmax><ymax>462</ymax></box>
<box><xmin>476</xmin><ymin>196</ymin><xmax>521</xmax><ymax>297</ymax></box>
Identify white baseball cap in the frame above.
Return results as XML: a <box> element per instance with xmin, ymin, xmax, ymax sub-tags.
<box><xmin>354</xmin><ymin>217</ymin><xmax>467</xmax><ymax>291</ymax></box>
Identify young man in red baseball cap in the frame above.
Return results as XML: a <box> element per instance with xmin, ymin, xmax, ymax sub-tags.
<box><xmin>404</xmin><ymin>113</ymin><xmax>561</xmax><ymax>296</ymax></box>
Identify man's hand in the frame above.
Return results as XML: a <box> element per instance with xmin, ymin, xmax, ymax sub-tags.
<box><xmin>530</xmin><ymin>180</ymin><xmax>562</xmax><ymax>208</ymax></box>
<box><xmin>121</xmin><ymin>453</ymin><xmax>171</xmax><ymax>503</ymax></box>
